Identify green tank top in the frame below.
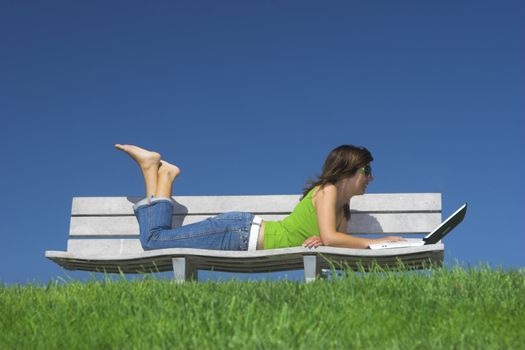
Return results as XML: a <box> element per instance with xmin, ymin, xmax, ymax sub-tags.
<box><xmin>263</xmin><ymin>188</ymin><xmax>319</xmax><ymax>249</ymax></box>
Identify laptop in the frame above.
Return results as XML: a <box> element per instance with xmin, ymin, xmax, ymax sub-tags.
<box><xmin>368</xmin><ymin>203</ymin><xmax>468</xmax><ymax>249</ymax></box>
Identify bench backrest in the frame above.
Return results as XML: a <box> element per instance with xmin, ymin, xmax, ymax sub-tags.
<box><xmin>67</xmin><ymin>193</ymin><xmax>442</xmax><ymax>256</ymax></box>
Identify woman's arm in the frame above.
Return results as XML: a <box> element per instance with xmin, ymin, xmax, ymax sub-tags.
<box><xmin>314</xmin><ymin>185</ymin><xmax>405</xmax><ymax>248</ymax></box>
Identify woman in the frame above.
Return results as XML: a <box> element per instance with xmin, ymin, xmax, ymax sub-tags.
<box><xmin>116</xmin><ymin>144</ymin><xmax>406</xmax><ymax>251</ymax></box>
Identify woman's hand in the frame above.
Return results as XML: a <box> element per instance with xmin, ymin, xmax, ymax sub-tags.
<box><xmin>303</xmin><ymin>236</ymin><xmax>324</xmax><ymax>248</ymax></box>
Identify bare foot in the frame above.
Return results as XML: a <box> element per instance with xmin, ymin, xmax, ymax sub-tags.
<box><xmin>115</xmin><ymin>144</ymin><xmax>161</xmax><ymax>170</ymax></box>
<box><xmin>158</xmin><ymin>160</ymin><xmax>181</xmax><ymax>180</ymax></box>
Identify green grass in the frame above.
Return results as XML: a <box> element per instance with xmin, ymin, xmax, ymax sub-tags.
<box><xmin>1</xmin><ymin>265</ymin><xmax>524</xmax><ymax>349</ymax></box>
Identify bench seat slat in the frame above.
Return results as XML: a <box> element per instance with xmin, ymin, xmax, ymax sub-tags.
<box><xmin>58</xmin><ymin>242</ymin><xmax>443</xmax><ymax>259</ymax></box>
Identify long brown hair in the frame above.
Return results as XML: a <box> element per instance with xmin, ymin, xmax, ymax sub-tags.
<box><xmin>302</xmin><ymin>145</ymin><xmax>373</xmax><ymax>220</ymax></box>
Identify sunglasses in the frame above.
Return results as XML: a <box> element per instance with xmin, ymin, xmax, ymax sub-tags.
<box><xmin>360</xmin><ymin>165</ymin><xmax>372</xmax><ymax>177</ymax></box>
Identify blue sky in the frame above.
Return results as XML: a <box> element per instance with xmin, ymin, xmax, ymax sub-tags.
<box><xmin>1</xmin><ymin>0</ymin><xmax>523</xmax><ymax>284</ymax></box>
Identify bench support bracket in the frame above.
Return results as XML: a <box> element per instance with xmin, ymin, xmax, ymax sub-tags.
<box><xmin>172</xmin><ymin>257</ymin><xmax>197</xmax><ymax>283</ymax></box>
<box><xmin>303</xmin><ymin>255</ymin><xmax>321</xmax><ymax>283</ymax></box>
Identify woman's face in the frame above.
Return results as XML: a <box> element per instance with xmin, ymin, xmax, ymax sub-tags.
<box><xmin>339</xmin><ymin>164</ymin><xmax>374</xmax><ymax>198</ymax></box>
<box><xmin>356</xmin><ymin>164</ymin><xmax>373</xmax><ymax>194</ymax></box>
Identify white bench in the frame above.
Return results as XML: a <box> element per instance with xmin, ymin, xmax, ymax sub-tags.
<box><xmin>45</xmin><ymin>193</ymin><xmax>444</xmax><ymax>282</ymax></box>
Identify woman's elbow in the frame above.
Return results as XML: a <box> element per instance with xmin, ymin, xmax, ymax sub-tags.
<box><xmin>320</xmin><ymin>232</ymin><xmax>340</xmax><ymax>247</ymax></box>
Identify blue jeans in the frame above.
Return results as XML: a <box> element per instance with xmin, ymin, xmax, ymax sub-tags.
<box><xmin>133</xmin><ymin>197</ymin><xmax>254</xmax><ymax>251</ymax></box>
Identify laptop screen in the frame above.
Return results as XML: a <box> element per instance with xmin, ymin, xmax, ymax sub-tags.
<box><xmin>423</xmin><ymin>203</ymin><xmax>467</xmax><ymax>244</ymax></box>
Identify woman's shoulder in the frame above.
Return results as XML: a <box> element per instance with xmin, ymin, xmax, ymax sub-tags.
<box><xmin>311</xmin><ymin>184</ymin><xmax>337</xmax><ymax>197</ymax></box>
<box><xmin>310</xmin><ymin>184</ymin><xmax>337</xmax><ymax>209</ymax></box>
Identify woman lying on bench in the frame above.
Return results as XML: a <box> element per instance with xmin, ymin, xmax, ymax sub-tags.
<box><xmin>115</xmin><ymin>144</ymin><xmax>406</xmax><ymax>251</ymax></box>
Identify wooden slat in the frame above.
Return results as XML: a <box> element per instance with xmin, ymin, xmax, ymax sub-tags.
<box><xmin>67</xmin><ymin>238</ymin><xmax>141</xmax><ymax>255</ymax></box>
<box><xmin>349</xmin><ymin>193</ymin><xmax>441</xmax><ymax>212</ymax></box>
<box><xmin>69</xmin><ymin>214</ymin><xmax>288</xmax><ymax>236</ymax></box>
<box><xmin>69</xmin><ymin>212</ymin><xmax>442</xmax><ymax>237</ymax></box>
<box><xmin>347</xmin><ymin>212</ymin><xmax>442</xmax><ymax>234</ymax></box>
<box><xmin>63</xmin><ymin>239</ymin><xmax>443</xmax><ymax>257</ymax></box>
<box><xmin>48</xmin><ymin>244</ymin><xmax>444</xmax><ymax>261</ymax></box>
<box><xmin>71</xmin><ymin>193</ymin><xmax>441</xmax><ymax>216</ymax></box>
<box><xmin>72</xmin><ymin>195</ymin><xmax>302</xmax><ymax>216</ymax></box>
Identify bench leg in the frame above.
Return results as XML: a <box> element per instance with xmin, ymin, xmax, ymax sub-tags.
<box><xmin>172</xmin><ymin>258</ymin><xmax>197</xmax><ymax>283</ymax></box>
<box><xmin>303</xmin><ymin>255</ymin><xmax>320</xmax><ymax>283</ymax></box>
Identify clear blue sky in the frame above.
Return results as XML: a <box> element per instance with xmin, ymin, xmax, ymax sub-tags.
<box><xmin>1</xmin><ymin>0</ymin><xmax>523</xmax><ymax>284</ymax></box>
